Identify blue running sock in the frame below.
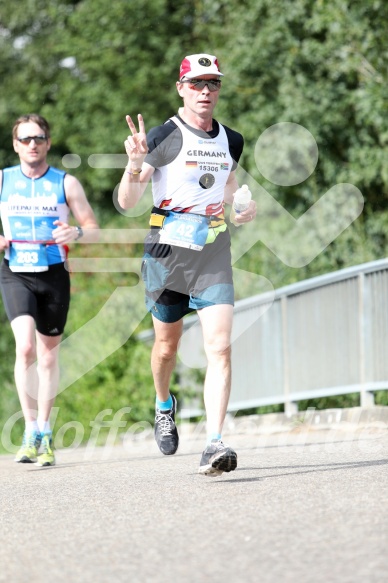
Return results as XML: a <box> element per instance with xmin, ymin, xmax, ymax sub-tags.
<box><xmin>208</xmin><ymin>433</ymin><xmax>222</xmax><ymax>444</ymax></box>
<box><xmin>156</xmin><ymin>395</ymin><xmax>173</xmax><ymax>411</ymax></box>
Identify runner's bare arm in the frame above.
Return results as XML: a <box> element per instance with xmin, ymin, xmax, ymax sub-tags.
<box><xmin>224</xmin><ymin>171</ymin><xmax>239</xmax><ymax>206</ymax></box>
<box><xmin>0</xmin><ymin>170</ymin><xmax>10</xmax><ymax>250</ymax></box>
<box><xmin>52</xmin><ymin>174</ymin><xmax>99</xmax><ymax>244</ymax></box>
<box><xmin>118</xmin><ymin>114</ymin><xmax>154</xmax><ymax>210</ymax></box>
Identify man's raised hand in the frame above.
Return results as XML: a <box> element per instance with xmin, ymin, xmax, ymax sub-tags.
<box><xmin>124</xmin><ymin>114</ymin><xmax>148</xmax><ymax>164</ymax></box>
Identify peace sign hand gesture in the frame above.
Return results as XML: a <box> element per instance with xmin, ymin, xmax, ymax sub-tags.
<box><xmin>124</xmin><ymin>114</ymin><xmax>148</xmax><ymax>166</ymax></box>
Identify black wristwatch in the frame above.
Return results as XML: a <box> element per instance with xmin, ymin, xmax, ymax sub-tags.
<box><xmin>75</xmin><ymin>226</ymin><xmax>83</xmax><ymax>240</ymax></box>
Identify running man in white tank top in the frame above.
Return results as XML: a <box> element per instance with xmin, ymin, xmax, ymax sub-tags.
<box><xmin>118</xmin><ymin>54</ymin><xmax>257</xmax><ymax>476</ymax></box>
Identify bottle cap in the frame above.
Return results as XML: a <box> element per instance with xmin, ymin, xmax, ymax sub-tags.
<box><xmin>234</xmin><ymin>184</ymin><xmax>251</xmax><ymax>203</ymax></box>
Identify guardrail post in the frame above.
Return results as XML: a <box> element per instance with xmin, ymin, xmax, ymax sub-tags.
<box><xmin>359</xmin><ymin>272</ymin><xmax>375</xmax><ymax>407</ymax></box>
<box><xmin>281</xmin><ymin>295</ymin><xmax>298</xmax><ymax>415</ymax></box>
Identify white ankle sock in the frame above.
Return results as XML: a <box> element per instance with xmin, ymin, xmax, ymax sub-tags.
<box><xmin>37</xmin><ymin>419</ymin><xmax>51</xmax><ymax>435</ymax></box>
<box><xmin>25</xmin><ymin>420</ymin><xmax>39</xmax><ymax>433</ymax></box>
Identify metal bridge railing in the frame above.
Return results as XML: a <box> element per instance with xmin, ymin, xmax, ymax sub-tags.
<box><xmin>173</xmin><ymin>258</ymin><xmax>388</xmax><ymax>417</ymax></box>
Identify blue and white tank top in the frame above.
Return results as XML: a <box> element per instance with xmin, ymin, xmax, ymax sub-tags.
<box><xmin>1</xmin><ymin>165</ymin><xmax>69</xmax><ymax>270</ymax></box>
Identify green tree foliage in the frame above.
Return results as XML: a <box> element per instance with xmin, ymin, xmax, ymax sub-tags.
<box><xmin>207</xmin><ymin>0</ymin><xmax>388</xmax><ymax>204</ymax></box>
<box><xmin>0</xmin><ymin>0</ymin><xmax>387</xmax><ymax>451</ymax></box>
<box><xmin>0</xmin><ymin>0</ymin><xmax>223</xmax><ymax>198</ymax></box>
<box><xmin>197</xmin><ymin>0</ymin><xmax>388</xmax><ymax>283</ymax></box>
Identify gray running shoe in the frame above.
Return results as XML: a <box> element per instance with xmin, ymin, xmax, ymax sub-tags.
<box><xmin>154</xmin><ymin>395</ymin><xmax>179</xmax><ymax>455</ymax></box>
<box><xmin>198</xmin><ymin>439</ymin><xmax>237</xmax><ymax>476</ymax></box>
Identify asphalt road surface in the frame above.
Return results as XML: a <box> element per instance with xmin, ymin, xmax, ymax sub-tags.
<box><xmin>0</xmin><ymin>423</ymin><xmax>387</xmax><ymax>583</ymax></box>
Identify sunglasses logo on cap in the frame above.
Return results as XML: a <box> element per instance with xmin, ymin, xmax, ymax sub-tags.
<box><xmin>198</xmin><ymin>57</ymin><xmax>211</xmax><ymax>67</ymax></box>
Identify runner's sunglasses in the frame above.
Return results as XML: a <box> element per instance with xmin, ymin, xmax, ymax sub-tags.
<box><xmin>17</xmin><ymin>135</ymin><xmax>48</xmax><ymax>145</ymax></box>
<box><xmin>181</xmin><ymin>78</ymin><xmax>222</xmax><ymax>92</ymax></box>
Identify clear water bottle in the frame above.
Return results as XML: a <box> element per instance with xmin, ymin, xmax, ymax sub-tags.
<box><xmin>230</xmin><ymin>184</ymin><xmax>252</xmax><ymax>227</ymax></box>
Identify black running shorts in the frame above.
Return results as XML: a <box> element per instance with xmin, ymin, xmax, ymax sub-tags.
<box><xmin>0</xmin><ymin>259</ymin><xmax>71</xmax><ymax>336</ymax></box>
<box><xmin>141</xmin><ymin>228</ymin><xmax>234</xmax><ymax>323</ymax></box>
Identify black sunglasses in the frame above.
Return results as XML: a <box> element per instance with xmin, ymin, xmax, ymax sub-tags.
<box><xmin>181</xmin><ymin>78</ymin><xmax>222</xmax><ymax>92</ymax></box>
<box><xmin>17</xmin><ymin>135</ymin><xmax>48</xmax><ymax>145</ymax></box>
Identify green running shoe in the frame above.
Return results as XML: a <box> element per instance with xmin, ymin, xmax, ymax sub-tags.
<box><xmin>14</xmin><ymin>430</ymin><xmax>42</xmax><ymax>463</ymax></box>
<box><xmin>36</xmin><ymin>433</ymin><xmax>55</xmax><ymax>467</ymax></box>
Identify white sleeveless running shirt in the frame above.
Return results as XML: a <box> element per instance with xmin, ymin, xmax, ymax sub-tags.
<box><xmin>151</xmin><ymin>116</ymin><xmax>234</xmax><ymax>216</ymax></box>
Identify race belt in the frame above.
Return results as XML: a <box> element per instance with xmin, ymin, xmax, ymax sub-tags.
<box><xmin>149</xmin><ymin>209</ymin><xmax>226</xmax><ymax>250</ymax></box>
